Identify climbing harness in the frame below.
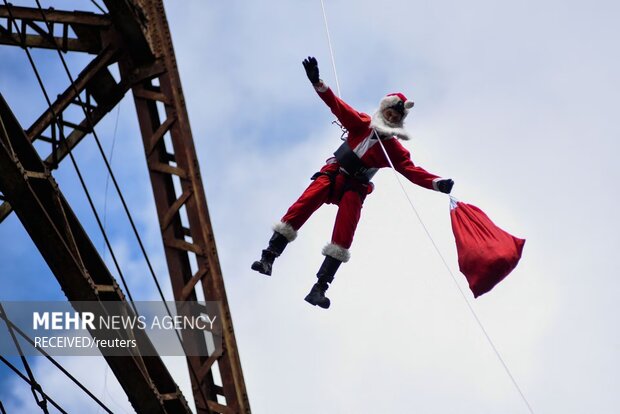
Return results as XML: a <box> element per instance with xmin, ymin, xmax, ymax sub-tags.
<box><xmin>331</xmin><ymin>119</ymin><xmax>348</xmax><ymax>140</ymax></box>
<box><xmin>333</xmin><ymin>140</ymin><xmax>377</xmax><ymax>183</ymax></box>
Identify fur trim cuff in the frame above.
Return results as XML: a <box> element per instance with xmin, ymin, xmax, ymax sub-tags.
<box><xmin>314</xmin><ymin>80</ymin><xmax>328</xmax><ymax>93</ymax></box>
<box><xmin>273</xmin><ymin>222</ymin><xmax>298</xmax><ymax>242</ymax></box>
<box><xmin>322</xmin><ymin>243</ymin><xmax>350</xmax><ymax>263</ymax></box>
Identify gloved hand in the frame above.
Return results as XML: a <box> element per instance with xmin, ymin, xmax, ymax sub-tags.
<box><xmin>436</xmin><ymin>178</ymin><xmax>454</xmax><ymax>194</ymax></box>
<box><xmin>302</xmin><ymin>56</ymin><xmax>320</xmax><ymax>84</ymax></box>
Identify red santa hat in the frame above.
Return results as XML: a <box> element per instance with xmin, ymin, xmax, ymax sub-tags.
<box><xmin>371</xmin><ymin>92</ymin><xmax>415</xmax><ymax>140</ymax></box>
<box><xmin>378</xmin><ymin>93</ymin><xmax>415</xmax><ymax>118</ymax></box>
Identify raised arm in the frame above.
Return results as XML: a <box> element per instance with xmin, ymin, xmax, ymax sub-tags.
<box><xmin>302</xmin><ymin>56</ymin><xmax>370</xmax><ymax>132</ymax></box>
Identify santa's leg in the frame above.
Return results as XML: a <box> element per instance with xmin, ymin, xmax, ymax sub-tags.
<box><xmin>252</xmin><ymin>175</ymin><xmax>331</xmax><ymax>276</ymax></box>
<box><xmin>305</xmin><ymin>189</ymin><xmax>364</xmax><ymax>308</ymax></box>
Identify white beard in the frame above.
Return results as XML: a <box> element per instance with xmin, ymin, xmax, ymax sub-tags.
<box><xmin>370</xmin><ymin>111</ymin><xmax>411</xmax><ymax>140</ymax></box>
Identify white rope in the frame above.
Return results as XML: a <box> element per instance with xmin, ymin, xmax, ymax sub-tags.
<box><xmin>102</xmin><ymin>102</ymin><xmax>121</xmax><ymax>259</ymax></box>
<box><xmin>317</xmin><ymin>2</ymin><xmax>534</xmax><ymax>412</ymax></box>
<box><xmin>374</xmin><ymin>134</ymin><xmax>534</xmax><ymax>414</ymax></box>
<box><xmin>319</xmin><ymin>0</ymin><xmax>341</xmax><ymax>97</ymax></box>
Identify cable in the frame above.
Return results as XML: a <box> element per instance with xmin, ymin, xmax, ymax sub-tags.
<box><xmin>0</xmin><ymin>303</ymin><xmax>49</xmax><ymax>413</ymax></box>
<box><xmin>0</xmin><ymin>307</ymin><xmax>113</xmax><ymax>413</ymax></box>
<box><xmin>3</xmin><ymin>93</ymin><xmax>114</xmax><ymax>412</ymax></box>
<box><xmin>95</xmin><ymin>365</ymin><xmax>109</xmax><ymax>414</ymax></box>
<box><xmin>319</xmin><ymin>0</ymin><xmax>341</xmax><ymax>97</ymax></box>
<box><xmin>0</xmin><ymin>109</ymin><xmax>16</xmax><ymax>157</ymax></box>
<box><xmin>2</xmin><ymin>0</ymin><xmax>138</xmax><ymax>314</ymax></box>
<box><xmin>318</xmin><ymin>3</ymin><xmax>535</xmax><ymax>413</ymax></box>
<box><xmin>29</xmin><ymin>1</ymin><xmax>213</xmax><ymax>408</ymax></box>
<box><xmin>5</xmin><ymin>0</ymin><xmax>206</xmax><ymax>410</ymax></box>
<box><xmin>31</xmin><ymin>0</ymin><xmax>174</xmax><ymax>321</ymax></box>
<box><xmin>102</xmin><ymin>102</ymin><xmax>122</xmax><ymax>258</ymax></box>
<box><xmin>0</xmin><ymin>355</ymin><xmax>68</xmax><ymax>414</ymax></box>
<box><xmin>90</xmin><ymin>0</ymin><xmax>107</xmax><ymax>14</ymax></box>
<box><xmin>374</xmin><ymin>135</ymin><xmax>534</xmax><ymax>413</ymax></box>
<box><xmin>98</xmin><ymin>103</ymin><xmax>121</xmax><ymax>414</ymax></box>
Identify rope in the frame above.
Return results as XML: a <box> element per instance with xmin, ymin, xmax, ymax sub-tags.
<box><xmin>102</xmin><ymin>102</ymin><xmax>121</xmax><ymax>258</ymax></box>
<box><xmin>318</xmin><ymin>3</ymin><xmax>534</xmax><ymax>413</ymax></box>
<box><xmin>374</xmin><ymin>135</ymin><xmax>534</xmax><ymax>413</ymax></box>
<box><xmin>319</xmin><ymin>0</ymin><xmax>341</xmax><ymax>97</ymax></box>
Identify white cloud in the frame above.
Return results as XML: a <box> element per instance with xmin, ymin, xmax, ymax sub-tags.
<box><xmin>2</xmin><ymin>0</ymin><xmax>619</xmax><ymax>412</ymax></box>
<box><xmin>164</xmin><ymin>0</ymin><xmax>620</xmax><ymax>412</ymax></box>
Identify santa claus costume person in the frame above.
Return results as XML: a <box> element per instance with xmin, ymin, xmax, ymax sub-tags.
<box><xmin>252</xmin><ymin>57</ymin><xmax>454</xmax><ymax>309</ymax></box>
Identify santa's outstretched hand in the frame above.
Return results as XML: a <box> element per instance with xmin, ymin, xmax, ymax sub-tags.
<box><xmin>302</xmin><ymin>56</ymin><xmax>320</xmax><ymax>84</ymax></box>
<box><xmin>436</xmin><ymin>178</ymin><xmax>454</xmax><ymax>194</ymax></box>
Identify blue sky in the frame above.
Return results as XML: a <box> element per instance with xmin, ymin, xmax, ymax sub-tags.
<box><xmin>1</xmin><ymin>0</ymin><xmax>619</xmax><ymax>413</ymax></box>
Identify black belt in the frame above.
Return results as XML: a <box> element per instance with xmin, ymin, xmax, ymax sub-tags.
<box><xmin>333</xmin><ymin>141</ymin><xmax>376</xmax><ymax>183</ymax></box>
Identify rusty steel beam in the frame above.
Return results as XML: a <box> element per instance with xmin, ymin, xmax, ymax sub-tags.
<box><xmin>0</xmin><ymin>44</ymin><xmax>122</xmax><ymax>223</ymax></box>
<box><xmin>0</xmin><ymin>5</ymin><xmax>111</xmax><ymax>53</ymax></box>
<box><xmin>102</xmin><ymin>0</ymin><xmax>154</xmax><ymax>65</ymax></box>
<box><xmin>0</xmin><ymin>93</ymin><xmax>192</xmax><ymax>414</ymax></box>
<box><xmin>0</xmin><ymin>1</ymin><xmax>251</xmax><ymax>412</ymax></box>
<box><xmin>0</xmin><ymin>38</ymin><xmax>167</xmax><ymax>224</ymax></box>
<box><xmin>26</xmin><ymin>44</ymin><xmax>120</xmax><ymax>139</ymax></box>
<box><xmin>110</xmin><ymin>0</ymin><xmax>250</xmax><ymax>412</ymax></box>
<box><xmin>0</xmin><ymin>6</ymin><xmax>110</xmax><ymax>25</ymax></box>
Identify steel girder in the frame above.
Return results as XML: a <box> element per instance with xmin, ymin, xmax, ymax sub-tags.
<box><xmin>113</xmin><ymin>0</ymin><xmax>250</xmax><ymax>411</ymax></box>
<box><xmin>0</xmin><ymin>1</ymin><xmax>250</xmax><ymax>413</ymax></box>
<box><xmin>0</xmin><ymin>93</ymin><xmax>192</xmax><ymax>413</ymax></box>
<box><xmin>0</xmin><ymin>5</ymin><xmax>110</xmax><ymax>53</ymax></box>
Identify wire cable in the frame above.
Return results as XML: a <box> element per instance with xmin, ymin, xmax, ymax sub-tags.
<box><xmin>102</xmin><ymin>102</ymin><xmax>121</xmax><ymax>258</ymax></box>
<box><xmin>6</xmin><ymin>1</ymin><xmax>219</xmax><ymax>409</ymax></box>
<box><xmin>0</xmin><ymin>108</ymin><xmax>16</xmax><ymax>157</ymax></box>
<box><xmin>31</xmin><ymin>0</ymin><xmax>179</xmax><ymax>323</ymax></box>
<box><xmin>374</xmin><ymin>135</ymin><xmax>534</xmax><ymax>413</ymax></box>
<box><xmin>0</xmin><ymin>355</ymin><xmax>68</xmax><ymax>414</ymax></box>
<box><xmin>319</xmin><ymin>0</ymin><xmax>341</xmax><ymax>97</ymax></box>
<box><xmin>318</xmin><ymin>2</ymin><xmax>535</xmax><ymax>412</ymax></box>
<box><xmin>29</xmin><ymin>1</ymin><xmax>214</xmax><ymax>408</ymax></box>
<box><xmin>0</xmin><ymin>307</ymin><xmax>113</xmax><ymax>413</ymax></box>
<box><xmin>90</xmin><ymin>0</ymin><xmax>107</xmax><ymax>14</ymax></box>
<box><xmin>0</xmin><ymin>303</ymin><xmax>49</xmax><ymax>413</ymax></box>
<box><xmin>2</xmin><ymin>0</ymin><xmax>139</xmax><ymax>314</ymax></box>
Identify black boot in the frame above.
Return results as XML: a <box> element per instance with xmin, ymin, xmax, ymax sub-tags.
<box><xmin>304</xmin><ymin>256</ymin><xmax>342</xmax><ymax>309</ymax></box>
<box><xmin>251</xmin><ymin>232</ymin><xmax>289</xmax><ymax>276</ymax></box>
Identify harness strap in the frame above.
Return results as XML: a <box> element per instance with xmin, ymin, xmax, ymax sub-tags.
<box><xmin>311</xmin><ymin>171</ymin><xmax>336</xmax><ymax>200</ymax></box>
<box><xmin>311</xmin><ymin>169</ymin><xmax>370</xmax><ymax>202</ymax></box>
<box><xmin>333</xmin><ymin>141</ymin><xmax>378</xmax><ymax>183</ymax></box>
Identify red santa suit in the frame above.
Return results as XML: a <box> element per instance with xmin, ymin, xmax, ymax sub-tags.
<box><xmin>274</xmin><ymin>81</ymin><xmax>446</xmax><ymax>263</ymax></box>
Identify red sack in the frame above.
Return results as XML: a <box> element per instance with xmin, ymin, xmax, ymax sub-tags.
<box><xmin>450</xmin><ymin>200</ymin><xmax>525</xmax><ymax>297</ymax></box>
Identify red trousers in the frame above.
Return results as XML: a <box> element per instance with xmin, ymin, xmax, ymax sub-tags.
<box><xmin>281</xmin><ymin>164</ymin><xmax>370</xmax><ymax>249</ymax></box>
